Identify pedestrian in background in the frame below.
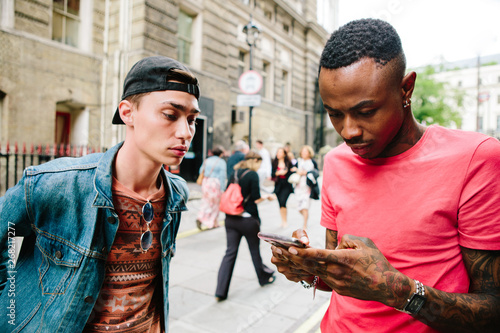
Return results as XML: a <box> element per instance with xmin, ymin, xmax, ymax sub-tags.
<box><xmin>255</xmin><ymin>139</ymin><xmax>272</xmax><ymax>193</ymax></box>
<box><xmin>215</xmin><ymin>151</ymin><xmax>276</xmax><ymax>301</ymax></box>
<box><xmin>293</xmin><ymin>145</ymin><xmax>318</xmax><ymax>230</ymax></box>
<box><xmin>196</xmin><ymin>145</ymin><xmax>227</xmax><ymax>230</ymax></box>
<box><xmin>284</xmin><ymin>142</ymin><xmax>298</xmax><ymax>167</ymax></box>
<box><xmin>271</xmin><ymin>147</ymin><xmax>296</xmax><ymax>228</ymax></box>
<box><xmin>0</xmin><ymin>56</ymin><xmax>200</xmax><ymax>332</ymax></box>
<box><xmin>226</xmin><ymin>140</ymin><xmax>249</xmax><ymax>179</ymax></box>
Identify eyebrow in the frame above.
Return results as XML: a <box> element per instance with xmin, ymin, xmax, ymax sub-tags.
<box><xmin>324</xmin><ymin>100</ymin><xmax>376</xmax><ymax>113</ymax></box>
<box><xmin>161</xmin><ymin>101</ymin><xmax>201</xmax><ymax>114</ymax></box>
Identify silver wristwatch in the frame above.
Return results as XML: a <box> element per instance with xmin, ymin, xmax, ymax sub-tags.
<box><xmin>395</xmin><ymin>279</ymin><xmax>426</xmax><ymax>315</ymax></box>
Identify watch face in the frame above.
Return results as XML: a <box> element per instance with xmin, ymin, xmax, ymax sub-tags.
<box><xmin>405</xmin><ymin>294</ymin><xmax>426</xmax><ymax>314</ymax></box>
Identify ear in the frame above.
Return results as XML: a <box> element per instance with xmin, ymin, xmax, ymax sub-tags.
<box><xmin>401</xmin><ymin>71</ymin><xmax>417</xmax><ymax>101</ymax></box>
<box><xmin>118</xmin><ymin>100</ymin><xmax>135</xmax><ymax>126</ymax></box>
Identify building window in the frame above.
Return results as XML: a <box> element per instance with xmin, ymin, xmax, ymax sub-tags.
<box><xmin>478</xmin><ymin>116</ymin><xmax>483</xmax><ymax>132</ymax></box>
<box><xmin>283</xmin><ymin>24</ymin><xmax>289</xmax><ymax>33</ymax></box>
<box><xmin>498</xmin><ymin>94</ymin><xmax>500</xmax><ymax>104</ymax></box>
<box><xmin>497</xmin><ymin>116</ymin><xmax>500</xmax><ymax>131</ymax></box>
<box><xmin>238</xmin><ymin>51</ymin><xmax>246</xmax><ymax>78</ymax></box>
<box><xmin>178</xmin><ymin>10</ymin><xmax>194</xmax><ymax>65</ymax></box>
<box><xmin>52</xmin><ymin>0</ymin><xmax>80</xmax><ymax>47</ymax></box>
<box><xmin>262</xmin><ymin>61</ymin><xmax>270</xmax><ymax>98</ymax></box>
<box><xmin>281</xmin><ymin>70</ymin><xmax>289</xmax><ymax>105</ymax></box>
<box><xmin>457</xmin><ymin>81</ymin><xmax>462</xmax><ymax>87</ymax></box>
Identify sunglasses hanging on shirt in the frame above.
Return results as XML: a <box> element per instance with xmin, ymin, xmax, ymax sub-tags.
<box><xmin>140</xmin><ymin>201</ymin><xmax>154</xmax><ymax>252</ymax></box>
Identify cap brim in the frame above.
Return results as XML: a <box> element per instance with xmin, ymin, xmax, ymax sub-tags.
<box><xmin>112</xmin><ymin>107</ymin><xmax>125</xmax><ymax>125</ymax></box>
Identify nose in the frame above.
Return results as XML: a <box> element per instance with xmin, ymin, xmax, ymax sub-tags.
<box><xmin>341</xmin><ymin>116</ymin><xmax>362</xmax><ymax>140</ymax></box>
<box><xmin>176</xmin><ymin>117</ymin><xmax>195</xmax><ymax>141</ymax></box>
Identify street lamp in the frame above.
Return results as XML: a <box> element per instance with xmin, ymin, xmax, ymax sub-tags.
<box><xmin>242</xmin><ymin>16</ymin><xmax>261</xmax><ymax>149</ymax></box>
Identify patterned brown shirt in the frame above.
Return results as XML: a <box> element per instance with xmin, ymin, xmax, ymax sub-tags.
<box><xmin>84</xmin><ymin>178</ymin><xmax>166</xmax><ymax>333</ymax></box>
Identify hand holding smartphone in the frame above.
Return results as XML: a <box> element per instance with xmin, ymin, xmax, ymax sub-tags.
<box><xmin>258</xmin><ymin>232</ymin><xmax>307</xmax><ymax>249</ymax></box>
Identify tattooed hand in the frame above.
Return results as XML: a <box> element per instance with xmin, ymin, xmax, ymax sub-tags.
<box><xmin>274</xmin><ymin>233</ymin><xmax>413</xmax><ymax>308</ymax></box>
<box><xmin>273</xmin><ymin>230</ymin><xmax>500</xmax><ymax>332</ymax></box>
<box><xmin>270</xmin><ymin>229</ymin><xmax>315</xmax><ymax>283</ymax></box>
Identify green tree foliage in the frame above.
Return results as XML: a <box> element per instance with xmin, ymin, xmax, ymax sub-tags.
<box><xmin>412</xmin><ymin>66</ymin><xmax>463</xmax><ymax>128</ymax></box>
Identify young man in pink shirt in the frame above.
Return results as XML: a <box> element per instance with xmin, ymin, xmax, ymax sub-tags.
<box><xmin>271</xmin><ymin>19</ymin><xmax>500</xmax><ymax>332</ymax></box>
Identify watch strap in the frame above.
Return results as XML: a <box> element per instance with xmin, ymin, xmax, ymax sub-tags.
<box><xmin>395</xmin><ymin>279</ymin><xmax>426</xmax><ymax>315</ymax></box>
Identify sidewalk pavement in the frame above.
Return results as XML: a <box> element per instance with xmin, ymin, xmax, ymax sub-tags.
<box><xmin>169</xmin><ymin>181</ymin><xmax>330</xmax><ymax>333</ymax></box>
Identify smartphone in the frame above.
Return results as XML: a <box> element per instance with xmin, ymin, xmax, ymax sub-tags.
<box><xmin>258</xmin><ymin>232</ymin><xmax>307</xmax><ymax>249</ymax></box>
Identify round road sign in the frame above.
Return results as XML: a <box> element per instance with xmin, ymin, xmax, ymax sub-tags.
<box><xmin>238</xmin><ymin>70</ymin><xmax>263</xmax><ymax>95</ymax></box>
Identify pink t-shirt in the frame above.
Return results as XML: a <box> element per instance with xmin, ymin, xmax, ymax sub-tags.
<box><xmin>320</xmin><ymin>125</ymin><xmax>500</xmax><ymax>332</ymax></box>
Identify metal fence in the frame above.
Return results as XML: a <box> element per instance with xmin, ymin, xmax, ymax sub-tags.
<box><xmin>0</xmin><ymin>142</ymin><xmax>102</xmax><ymax>196</ymax></box>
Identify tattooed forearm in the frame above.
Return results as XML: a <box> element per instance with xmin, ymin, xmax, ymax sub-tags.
<box><xmin>463</xmin><ymin>248</ymin><xmax>500</xmax><ymax>293</ymax></box>
<box><xmin>415</xmin><ymin>248</ymin><xmax>500</xmax><ymax>332</ymax></box>
<box><xmin>326</xmin><ymin>229</ymin><xmax>338</xmax><ymax>250</ymax></box>
<box><xmin>417</xmin><ymin>287</ymin><xmax>500</xmax><ymax>332</ymax></box>
<box><xmin>312</xmin><ymin>229</ymin><xmax>338</xmax><ymax>292</ymax></box>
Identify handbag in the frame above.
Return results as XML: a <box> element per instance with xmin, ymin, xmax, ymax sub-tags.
<box><xmin>307</xmin><ymin>170</ymin><xmax>320</xmax><ymax>200</ymax></box>
<box><xmin>219</xmin><ymin>170</ymin><xmax>250</xmax><ymax>215</ymax></box>
<box><xmin>287</xmin><ymin>172</ymin><xmax>301</xmax><ymax>185</ymax></box>
<box><xmin>196</xmin><ymin>169</ymin><xmax>205</xmax><ymax>185</ymax></box>
<box><xmin>196</xmin><ymin>158</ymin><xmax>220</xmax><ymax>185</ymax></box>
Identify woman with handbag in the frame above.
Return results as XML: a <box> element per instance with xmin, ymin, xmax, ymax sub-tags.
<box><xmin>271</xmin><ymin>147</ymin><xmax>296</xmax><ymax>228</ymax></box>
<box><xmin>196</xmin><ymin>146</ymin><xmax>227</xmax><ymax>229</ymax></box>
<box><xmin>293</xmin><ymin>145</ymin><xmax>318</xmax><ymax>230</ymax></box>
<box><xmin>215</xmin><ymin>151</ymin><xmax>276</xmax><ymax>301</ymax></box>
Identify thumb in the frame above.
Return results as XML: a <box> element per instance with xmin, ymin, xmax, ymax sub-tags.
<box><xmin>335</xmin><ymin>234</ymin><xmax>367</xmax><ymax>250</ymax></box>
<box><xmin>292</xmin><ymin>228</ymin><xmax>310</xmax><ymax>246</ymax></box>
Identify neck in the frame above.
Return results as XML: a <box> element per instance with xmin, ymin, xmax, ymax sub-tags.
<box><xmin>113</xmin><ymin>143</ymin><xmax>163</xmax><ymax>198</ymax></box>
<box><xmin>382</xmin><ymin>115</ymin><xmax>426</xmax><ymax>158</ymax></box>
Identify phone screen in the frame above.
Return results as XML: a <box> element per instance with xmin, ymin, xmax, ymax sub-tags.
<box><xmin>258</xmin><ymin>232</ymin><xmax>307</xmax><ymax>249</ymax></box>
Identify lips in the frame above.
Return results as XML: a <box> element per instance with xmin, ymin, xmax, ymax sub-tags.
<box><xmin>170</xmin><ymin>146</ymin><xmax>187</xmax><ymax>156</ymax></box>
<box><xmin>348</xmin><ymin>143</ymin><xmax>372</xmax><ymax>156</ymax></box>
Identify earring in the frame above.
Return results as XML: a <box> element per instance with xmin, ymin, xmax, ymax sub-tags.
<box><xmin>403</xmin><ymin>99</ymin><xmax>412</xmax><ymax>108</ymax></box>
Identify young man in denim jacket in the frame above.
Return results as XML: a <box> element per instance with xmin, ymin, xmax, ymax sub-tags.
<box><xmin>0</xmin><ymin>56</ymin><xmax>200</xmax><ymax>332</ymax></box>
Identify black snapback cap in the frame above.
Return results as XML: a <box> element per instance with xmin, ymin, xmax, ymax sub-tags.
<box><xmin>112</xmin><ymin>56</ymin><xmax>200</xmax><ymax>125</ymax></box>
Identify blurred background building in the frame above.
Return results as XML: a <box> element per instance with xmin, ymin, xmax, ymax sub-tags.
<box><xmin>430</xmin><ymin>55</ymin><xmax>500</xmax><ymax>139</ymax></box>
<box><xmin>0</xmin><ymin>0</ymin><xmax>339</xmax><ymax>185</ymax></box>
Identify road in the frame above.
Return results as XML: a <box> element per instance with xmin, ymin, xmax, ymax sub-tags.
<box><xmin>169</xmin><ymin>181</ymin><xmax>329</xmax><ymax>333</ymax></box>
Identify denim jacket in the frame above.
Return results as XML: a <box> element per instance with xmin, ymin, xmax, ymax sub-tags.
<box><xmin>0</xmin><ymin>143</ymin><xmax>188</xmax><ymax>332</ymax></box>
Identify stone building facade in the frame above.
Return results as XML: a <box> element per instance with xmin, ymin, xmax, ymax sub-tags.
<box><xmin>432</xmin><ymin>61</ymin><xmax>500</xmax><ymax>139</ymax></box>
<box><xmin>0</xmin><ymin>0</ymin><xmax>336</xmax><ymax>181</ymax></box>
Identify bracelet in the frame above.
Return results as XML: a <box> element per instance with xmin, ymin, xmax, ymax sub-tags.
<box><xmin>300</xmin><ymin>276</ymin><xmax>318</xmax><ymax>289</ymax></box>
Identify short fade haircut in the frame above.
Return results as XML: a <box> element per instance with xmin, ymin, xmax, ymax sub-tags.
<box><xmin>319</xmin><ymin>19</ymin><xmax>406</xmax><ymax>81</ymax></box>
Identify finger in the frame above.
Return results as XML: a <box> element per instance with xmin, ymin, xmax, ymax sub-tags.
<box><xmin>335</xmin><ymin>239</ymin><xmax>361</xmax><ymax>250</ymax></box>
<box><xmin>292</xmin><ymin>229</ymin><xmax>310</xmax><ymax>246</ymax></box>
<box><xmin>271</xmin><ymin>255</ymin><xmax>311</xmax><ymax>282</ymax></box>
<box><xmin>336</xmin><ymin>234</ymin><xmax>375</xmax><ymax>250</ymax></box>
<box><xmin>287</xmin><ymin>247</ymin><xmax>353</xmax><ymax>268</ymax></box>
<box><xmin>279</xmin><ymin>248</ymin><xmax>352</xmax><ymax>283</ymax></box>
<box><xmin>271</xmin><ymin>247</ymin><xmax>299</xmax><ymax>263</ymax></box>
<box><xmin>272</xmin><ymin>247</ymin><xmax>326</xmax><ymax>278</ymax></box>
